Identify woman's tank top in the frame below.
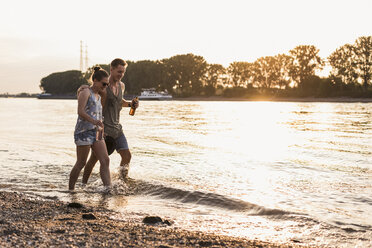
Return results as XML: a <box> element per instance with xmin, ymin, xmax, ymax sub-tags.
<box><xmin>74</xmin><ymin>88</ymin><xmax>102</xmax><ymax>134</ymax></box>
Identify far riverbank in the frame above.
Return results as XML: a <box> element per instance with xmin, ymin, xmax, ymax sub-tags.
<box><xmin>174</xmin><ymin>96</ymin><xmax>372</xmax><ymax>102</ymax></box>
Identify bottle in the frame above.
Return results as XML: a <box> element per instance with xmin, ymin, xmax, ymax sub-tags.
<box><xmin>129</xmin><ymin>97</ymin><xmax>138</xmax><ymax>116</ymax></box>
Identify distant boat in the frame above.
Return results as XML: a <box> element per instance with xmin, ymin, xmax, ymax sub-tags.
<box><xmin>138</xmin><ymin>88</ymin><xmax>172</xmax><ymax>100</ymax></box>
<box><xmin>37</xmin><ymin>93</ymin><xmax>76</xmax><ymax>99</ymax></box>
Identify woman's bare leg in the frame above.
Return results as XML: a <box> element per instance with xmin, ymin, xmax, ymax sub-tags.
<box><xmin>69</xmin><ymin>145</ymin><xmax>90</xmax><ymax>190</ymax></box>
<box><xmin>92</xmin><ymin>140</ymin><xmax>111</xmax><ymax>187</ymax></box>
<box><xmin>82</xmin><ymin>150</ymin><xmax>99</xmax><ymax>184</ymax></box>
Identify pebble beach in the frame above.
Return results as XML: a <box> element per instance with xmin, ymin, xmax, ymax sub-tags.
<box><xmin>0</xmin><ymin>191</ymin><xmax>305</xmax><ymax>248</ymax></box>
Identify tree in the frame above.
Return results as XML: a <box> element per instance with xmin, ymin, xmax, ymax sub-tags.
<box><xmin>227</xmin><ymin>62</ymin><xmax>252</xmax><ymax>87</ymax></box>
<box><xmin>328</xmin><ymin>44</ymin><xmax>357</xmax><ymax>85</ymax></box>
<box><xmin>353</xmin><ymin>36</ymin><xmax>372</xmax><ymax>90</ymax></box>
<box><xmin>162</xmin><ymin>54</ymin><xmax>207</xmax><ymax>96</ymax></box>
<box><xmin>252</xmin><ymin>56</ymin><xmax>278</xmax><ymax>90</ymax></box>
<box><xmin>204</xmin><ymin>64</ymin><xmax>226</xmax><ymax>95</ymax></box>
<box><xmin>251</xmin><ymin>55</ymin><xmax>292</xmax><ymax>92</ymax></box>
<box><xmin>40</xmin><ymin>70</ymin><xmax>87</xmax><ymax>94</ymax></box>
<box><xmin>328</xmin><ymin>36</ymin><xmax>372</xmax><ymax>91</ymax></box>
<box><xmin>289</xmin><ymin>45</ymin><xmax>323</xmax><ymax>88</ymax></box>
<box><xmin>274</xmin><ymin>54</ymin><xmax>292</xmax><ymax>89</ymax></box>
<box><xmin>124</xmin><ymin>60</ymin><xmax>164</xmax><ymax>94</ymax></box>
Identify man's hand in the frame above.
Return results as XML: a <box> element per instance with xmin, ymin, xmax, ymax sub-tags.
<box><xmin>77</xmin><ymin>84</ymin><xmax>90</xmax><ymax>96</ymax></box>
<box><xmin>132</xmin><ymin>98</ymin><xmax>139</xmax><ymax>109</ymax></box>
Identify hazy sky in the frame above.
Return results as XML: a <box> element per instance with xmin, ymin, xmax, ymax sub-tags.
<box><xmin>0</xmin><ymin>0</ymin><xmax>371</xmax><ymax>93</ymax></box>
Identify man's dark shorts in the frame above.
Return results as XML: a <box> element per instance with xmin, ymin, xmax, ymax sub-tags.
<box><xmin>105</xmin><ymin>132</ymin><xmax>129</xmax><ymax>155</ymax></box>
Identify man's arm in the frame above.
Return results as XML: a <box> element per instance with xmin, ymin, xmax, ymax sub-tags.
<box><xmin>121</xmin><ymin>82</ymin><xmax>131</xmax><ymax>107</ymax></box>
<box><xmin>121</xmin><ymin>98</ymin><xmax>131</xmax><ymax>107</ymax></box>
<box><xmin>121</xmin><ymin>92</ymin><xmax>139</xmax><ymax>109</ymax></box>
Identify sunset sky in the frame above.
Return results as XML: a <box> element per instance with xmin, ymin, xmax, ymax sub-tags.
<box><xmin>0</xmin><ymin>0</ymin><xmax>371</xmax><ymax>93</ymax></box>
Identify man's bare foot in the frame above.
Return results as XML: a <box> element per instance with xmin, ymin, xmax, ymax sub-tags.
<box><xmin>119</xmin><ymin>164</ymin><xmax>130</xmax><ymax>182</ymax></box>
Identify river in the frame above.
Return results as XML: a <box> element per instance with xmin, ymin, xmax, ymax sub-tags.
<box><xmin>0</xmin><ymin>98</ymin><xmax>371</xmax><ymax>247</ymax></box>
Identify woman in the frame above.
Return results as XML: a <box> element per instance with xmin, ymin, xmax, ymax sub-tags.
<box><xmin>69</xmin><ymin>67</ymin><xmax>111</xmax><ymax>190</ymax></box>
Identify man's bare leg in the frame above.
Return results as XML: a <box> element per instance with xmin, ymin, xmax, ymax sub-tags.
<box><xmin>118</xmin><ymin>149</ymin><xmax>131</xmax><ymax>180</ymax></box>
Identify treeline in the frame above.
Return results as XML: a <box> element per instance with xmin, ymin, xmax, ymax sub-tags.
<box><xmin>40</xmin><ymin>36</ymin><xmax>372</xmax><ymax>98</ymax></box>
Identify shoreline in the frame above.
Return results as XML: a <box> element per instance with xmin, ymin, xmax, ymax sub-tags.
<box><xmin>0</xmin><ymin>191</ymin><xmax>306</xmax><ymax>248</ymax></box>
<box><xmin>1</xmin><ymin>95</ymin><xmax>371</xmax><ymax>103</ymax></box>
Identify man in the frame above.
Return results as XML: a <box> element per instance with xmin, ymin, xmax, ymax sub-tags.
<box><xmin>81</xmin><ymin>58</ymin><xmax>138</xmax><ymax>184</ymax></box>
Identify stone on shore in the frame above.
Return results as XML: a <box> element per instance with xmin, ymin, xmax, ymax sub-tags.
<box><xmin>82</xmin><ymin>213</ymin><xmax>97</xmax><ymax>220</ymax></box>
<box><xmin>67</xmin><ymin>202</ymin><xmax>84</xmax><ymax>208</ymax></box>
<box><xmin>143</xmin><ymin>216</ymin><xmax>163</xmax><ymax>224</ymax></box>
<box><xmin>143</xmin><ymin>216</ymin><xmax>173</xmax><ymax>226</ymax></box>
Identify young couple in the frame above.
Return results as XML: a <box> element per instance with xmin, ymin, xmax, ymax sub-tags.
<box><xmin>69</xmin><ymin>58</ymin><xmax>138</xmax><ymax>191</ymax></box>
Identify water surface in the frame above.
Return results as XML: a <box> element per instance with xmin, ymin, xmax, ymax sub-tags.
<box><xmin>0</xmin><ymin>98</ymin><xmax>371</xmax><ymax>247</ymax></box>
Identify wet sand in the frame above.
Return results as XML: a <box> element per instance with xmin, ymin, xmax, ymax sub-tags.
<box><xmin>0</xmin><ymin>191</ymin><xmax>307</xmax><ymax>247</ymax></box>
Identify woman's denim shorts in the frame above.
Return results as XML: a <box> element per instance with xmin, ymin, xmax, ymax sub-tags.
<box><xmin>74</xmin><ymin>129</ymin><xmax>96</xmax><ymax>146</ymax></box>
